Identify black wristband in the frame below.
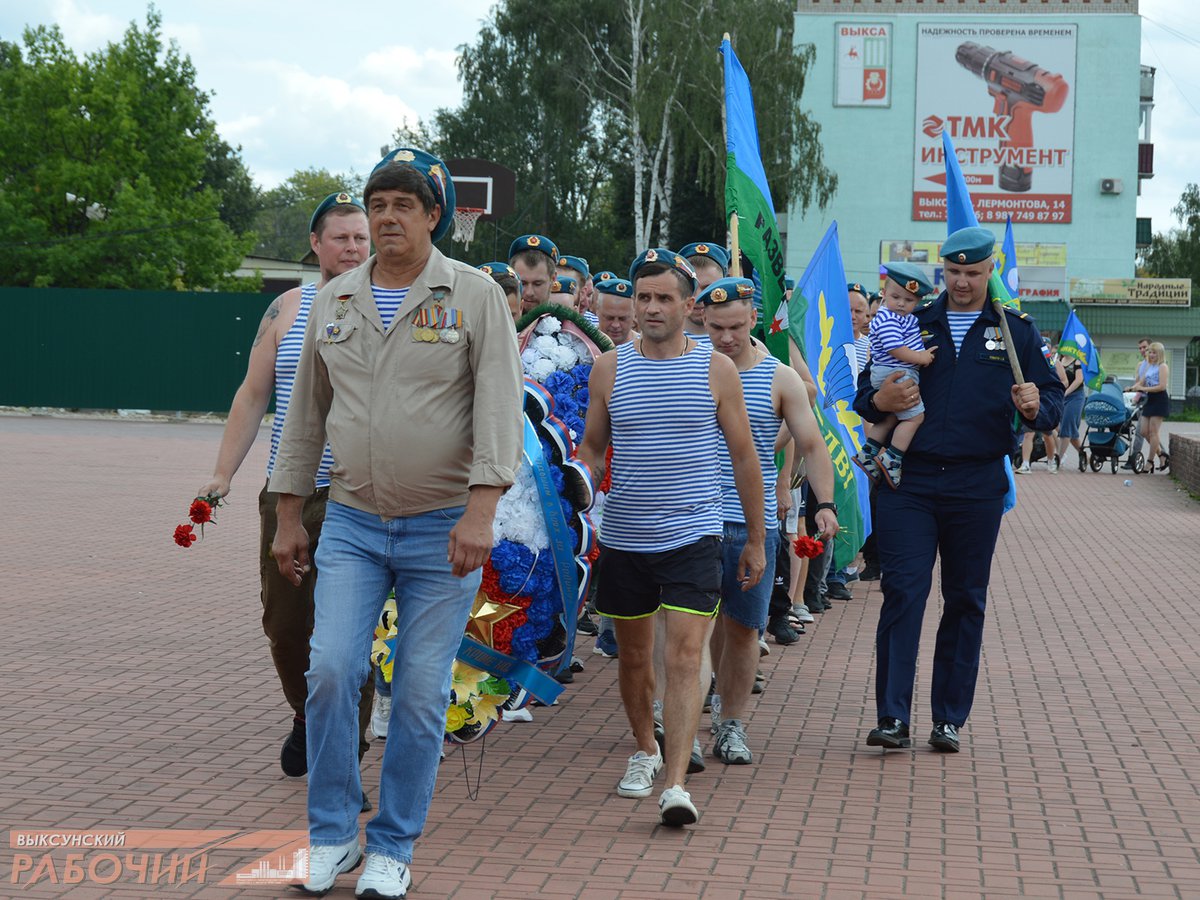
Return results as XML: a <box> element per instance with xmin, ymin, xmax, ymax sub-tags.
<box><xmin>814</xmin><ymin>501</ymin><xmax>838</xmax><ymax>515</ymax></box>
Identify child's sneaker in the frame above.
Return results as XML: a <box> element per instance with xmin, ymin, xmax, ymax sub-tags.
<box><xmin>854</xmin><ymin>445</ymin><xmax>882</xmax><ymax>482</ymax></box>
<box><xmin>877</xmin><ymin>448</ymin><xmax>904</xmax><ymax>489</ymax></box>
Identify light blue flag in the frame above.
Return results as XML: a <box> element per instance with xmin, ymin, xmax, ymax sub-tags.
<box><xmin>1000</xmin><ymin>216</ymin><xmax>1020</xmax><ymax>300</ymax></box>
<box><xmin>1059</xmin><ymin>310</ymin><xmax>1106</xmax><ymax>390</ymax></box>
<box><xmin>942</xmin><ymin>132</ymin><xmax>1018</xmax><ymax>512</ymax></box>
<box><xmin>788</xmin><ymin>222</ymin><xmax>871</xmax><ymax>567</ymax></box>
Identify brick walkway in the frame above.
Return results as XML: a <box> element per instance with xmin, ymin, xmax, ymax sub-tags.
<box><xmin>2</xmin><ymin>414</ymin><xmax>1199</xmax><ymax>899</ymax></box>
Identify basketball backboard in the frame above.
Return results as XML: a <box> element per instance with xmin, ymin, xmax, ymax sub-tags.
<box><xmin>445</xmin><ymin>158</ymin><xmax>516</xmax><ymax>221</ymax></box>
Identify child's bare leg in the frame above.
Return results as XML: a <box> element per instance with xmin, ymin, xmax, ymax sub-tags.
<box><xmin>889</xmin><ymin>412</ymin><xmax>924</xmax><ymax>452</ymax></box>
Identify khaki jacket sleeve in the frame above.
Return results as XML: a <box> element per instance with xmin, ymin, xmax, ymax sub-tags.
<box><xmin>467</xmin><ymin>281</ymin><xmax>523</xmax><ymax>487</ymax></box>
<box><xmin>268</xmin><ymin>302</ymin><xmax>333</xmax><ymax>497</ymax></box>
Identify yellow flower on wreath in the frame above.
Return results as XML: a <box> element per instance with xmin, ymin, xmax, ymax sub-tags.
<box><xmin>445</xmin><ymin>703</ymin><xmax>470</xmax><ymax>732</ymax></box>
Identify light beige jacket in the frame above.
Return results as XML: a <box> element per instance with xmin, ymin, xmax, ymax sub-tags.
<box><xmin>269</xmin><ymin>248</ymin><xmax>523</xmax><ymax>517</ymax></box>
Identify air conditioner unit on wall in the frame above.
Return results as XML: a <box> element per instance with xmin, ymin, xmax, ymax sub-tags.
<box><xmin>1100</xmin><ymin>178</ymin><xmax>1124</xmax><ymax>195</ymax></box>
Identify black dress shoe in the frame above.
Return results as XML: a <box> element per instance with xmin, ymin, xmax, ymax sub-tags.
<box><xmin>826</xmin><ymin>583</ymin><xmax>852</xmax><ymax>601</ymax></box>
<box><xmin>928</xmin><ymin>722</ymin><xmax>960</xmax><ymax>753</ymax></box>
<box><xmin>280</xmin><ymin>717</ymin><xmax>307</xmax><ymax>777</ymax></box>
<box><xmin>858</xmin><ymin>564</ymin><xmax>881</xmax><ymax>581</ymax></box>
<box><xmin>865</xmin><ymin>717</ymin><xmax>911</xmax><ymax>749</ymax></box>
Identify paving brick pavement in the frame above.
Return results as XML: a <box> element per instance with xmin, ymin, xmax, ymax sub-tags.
<box><xmin>2</xmin><ymin>414</ymin><xmax>1198</xmax><ymax>899</ymax></box>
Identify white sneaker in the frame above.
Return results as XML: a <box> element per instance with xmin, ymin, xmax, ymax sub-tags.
<box><xmin>758</xmin><ymin>638</ymin><xmax>770</xmax><ymax>657</ymax></box>
<box><xmin>355</xmin><ymin>853</ymin><xmax>411</xmax><ymax>899</ymax></box>
<box><xmin>792</xmin><ymin>605</ymin><xmax>815</xmax><ymax>624</ymax></box>
<box><xmin>659</xmin><ymin>784</ymin><xmax>699</xmax><ymax>827</ymax></box>
<box><xmin>1016</xmin><ymin>462</ymin><xmax>1031</xmax><ymax>474</ymax></box>
<box><xmin>1047</xmin><ymin>458</ymin><xmax>1059</xmax><ymax>473</ymax></box>
<box><xmin>617</xmin><ymin>749</ymin><xmax>662</xmax><ymax>798</ymax></box>
<box><xmin>370</xmin><ymin>694</ymin><xmax>391</xmax><ymax>740</ymax></box>
<box><xmin>303</xmin><ymin>838</ymin><xmax>362</xmax><ymax>894</ymax></box>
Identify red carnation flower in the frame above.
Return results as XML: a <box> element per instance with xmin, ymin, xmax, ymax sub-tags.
<box><xmin>188</xmin><ymin>498</ymin><xmax>214</xmax><ymax>525</ymax></box>
<box><xmin>174</xmin><ymin>524</ymin><xmax>198</xmax><ymax>548</ymax></box>
<box><xmin>793</xmin><ymin>535</ymin><xmax>825</xmax><ymax>559</ymax></box>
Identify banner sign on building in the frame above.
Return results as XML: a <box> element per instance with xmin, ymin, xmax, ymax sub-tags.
<box><xmin>1069</xmin><ymin>278</ymin><xmax>1192</xmax><ymax>306</ymax></box>
<box><xmin>835</xmin><ymin>22</ymin><xmax>891</xmax><ymax>107</ymax></box>
<box><xmin>881</xmin><ymin>240</ymin><xmax>1067</xmax><ymax>301</ymax></box>
<box><xmin>912</xmin><ymin>23</ymin><xmax>1077</xmax><ymax>224</ymax></box>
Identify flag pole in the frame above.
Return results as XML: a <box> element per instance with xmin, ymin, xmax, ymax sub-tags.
<box><xmin>991</xmin><ymin>299</ymin><xmax>1024</xmax><ymax>384</ymax></box>
<box><xmin>722</xmin><ymin>33</ymin><xmax>741</xmax><ymax>275</ymax></box>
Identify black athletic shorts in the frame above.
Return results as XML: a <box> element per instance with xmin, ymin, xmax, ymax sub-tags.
<box><xmin>594</xmin><ymin>535</ymin><xmax>721</xmax><ymax>619</ymax></box>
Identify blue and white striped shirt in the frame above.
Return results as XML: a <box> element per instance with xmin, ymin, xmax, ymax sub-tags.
<box><xmin>947</xmin><ymin>311</ymin><xmax>982</xmax><ymax>356</ymax></box>
<box><xmin>868</xmin><ymin>308</ymin><xmax>923</xmax><ymax>369</ymax></box>
<box><xmin>372</xmin><ymin>285</ymin><xmax>410</xmax><ymax>331</ymax></box>
<box><xmin>600</xmin><ymin>339</ymin><xmax>722</xmax><ymax>552</ymax></box>
<box><xmin>717</xmin><ymin>354</ymin><xmax>781</xmax><ymax>524</ymax></box>
<box><xmin>269</xmin><ymin>283</ymin><xmax>334</xmax><ymax>486</ymax></box>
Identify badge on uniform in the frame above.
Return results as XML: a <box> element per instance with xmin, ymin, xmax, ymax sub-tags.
<box><xmin>983</xmin><ymin>325</ymin><xmax>1006</xmax><ymax>351</ymax></box>
<box><xmin>324</xmin><ymin>322</ymin><xmax>342</xmax><ymax>342</ymax></box>
<box><xmin>412</xmin><ymin>306</ymin><xmax>463</xmax><ymax>343</ymax></box>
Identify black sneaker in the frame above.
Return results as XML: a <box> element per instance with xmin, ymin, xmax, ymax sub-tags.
<box><xmin>767</xmin><ymin>617</ymin><xmax>801</xmax><ymax>645</ymax></box>
<box><xmin>576</xmin><ymin>611</ymin><xmax>598</xmax><ymax>636</ymax></box>
<box><xmin>858</xmin><ymin>564</ymin><xmax>881</xmax><ymax>582</ymax></box>
<box><xmin>280</xmin><ymin>717</ymin><xmax>306</xmax><ymax>777</ymax></box>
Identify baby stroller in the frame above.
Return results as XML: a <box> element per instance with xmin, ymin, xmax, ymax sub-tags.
<box><xmin>1080</xmin><ymin>382</ymin><xmax>1141</xmax><ymax>473</ymax></box>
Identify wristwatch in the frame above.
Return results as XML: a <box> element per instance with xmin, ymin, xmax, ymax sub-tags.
<box><xmin>814</xmin><ymin>501</ymin><xmax>838</xmax><ymax>515</ymax></box>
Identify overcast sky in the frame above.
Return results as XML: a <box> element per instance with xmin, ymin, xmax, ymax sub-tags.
<box><xmin>2</xmin><ymin>0</ymin><xmax>1198</xmax><ymax>233</ymax></box>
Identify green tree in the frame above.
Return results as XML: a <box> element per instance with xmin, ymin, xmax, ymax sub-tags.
<box><xmin>252</xmin><ymin>168</ymin><xmax>366</xmax><ymax>261</ymax></box>
<box><xmin>1140</xmin><ymin>183</ymin><xmax>1200</xmax><ymax>305</ymax></box>
<box><xmin>0</xmin><ymin>9</ymin><xmax>256</xmax><ymax>289</ymax></box>
<box><xmin>397</xmin><ymin>0</ymin><xmax>834</xmax><ymax>265</ymax></box>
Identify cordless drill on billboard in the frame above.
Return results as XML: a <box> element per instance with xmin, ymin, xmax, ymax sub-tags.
<box><xmin>955</xmin><ymin>42</ymin><xmax>1069</xmax><ymax>193</ymax></box>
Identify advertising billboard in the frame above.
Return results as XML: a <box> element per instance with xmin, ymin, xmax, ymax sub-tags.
<box><xmin>912</xmin><ymin>23</ymin><xmax>1077</xmax><ymax>224</ymax></box>
<box><xmin>835</xmin><ymin>22</ymin><xmax>892</xmax><ymax>107</ymax></box>
<box><xmin>1069</xmin><ymin>278</ymin><xmax>1192</xmax><ymax>306</ymax></box>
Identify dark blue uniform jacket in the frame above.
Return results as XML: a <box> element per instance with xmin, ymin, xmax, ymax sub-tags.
<box><xmin>854</xmin><ymin>293</ymin><xmax>1064</xmax><ymax>499</ymax></box>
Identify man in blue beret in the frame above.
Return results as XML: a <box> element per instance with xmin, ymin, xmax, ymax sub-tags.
<box><xmin>855</xmin><ymin>225</ymin><xmax>1063</xmax><ymax>755</ymax></box>
<box><xmin>509</xmin><ymin>234</ymin><xmax>559</xmax><ymax>314</ymax></box>
<box><xmin>593</xmin><ymin>278</ymin><xmax>636</xmax><ymax>347</ymax></box>
<box><xmin>478</xmin><ymin>262</ymin><xmax>522</xmax><ymax>323</ymax></box>
<box><xmin>559</xmin><ymin>254</ymin><xmax>593</xmax><ymax>316</ymax></box>
<box><xmin>698</xmin><ymin>277</ymin><xmax>838</xmax><ymax>766</ymax></box>
<box><xmin>549</xmin><ymin>273</ymin><xmax>578</xmax><ymax>309</ymax></box>
<box><xmin>199</xmin><ymin>191</ymin><xmax>372</xmax><ymax>782</ymax></box>
<box><xmin>680</xmin><ymin>241</ymin><xmax>730</xmax><ymax>342</ymax></box>
<box><xmin>271</xmin><ymin>148</ymin><xmax>524</xmax><ymax>896</ymax></box>
<box><xmin>577</xmin><ymin>248</ymin><xmax>765</xmax><ymax>827</ymax></box>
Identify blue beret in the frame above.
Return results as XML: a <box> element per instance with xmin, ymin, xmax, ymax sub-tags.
<box><xmin>309</xmin><ymin>192</ymin><xmax>365</xmax><ymax>234</ymax></box>
<box><xmin>869</xmin><ymin>290</ymin><xmax>883</xmax><ymax>303</ymax></box>
<box><xmin>784</xmin><ymin>276</ymin><xmax>796</xmax><ymax>291</ymax></box>
<box><xmin>882</xmin><ymin>262</ymin><xmax>936</xmax><ymax>298</ymax></box>
<box><xmin>847</xmin><ymin>282</ymin><xmax>870</xmax><ymax>299</ymax></box>
<box><xmin>369</xmin><ymin>148</ymin><xmax>455</xmax><ymax>242</ymax></box>
<box><xmin>594</xmin><ymin>278</ymin><xmax>633</xmax><ymax>298</ymax></box>
<box><xmin>592</xmin><ymin>270</ymin><xmax>618</xmax><ymax>284</ymax></box>
<box><xmin>551</xmin><ymin>275</ymin><xmax>578</xmax><ymax>296</ymax></box>
<box><xmin>509</xmin><ymin>234</ymin><xmax>560</xmax><ymax>264</ymax></box>
<box><xmin>678</xmin><ymin>241</ymin><xmax>730</xmax><ymax>274</ymax></box>
<box><xmin>478</xmin><ymin>262</ymin><xmax>521</xmax><ymax>295</ymax></box>
<box><xmin>558</xmin><ymin>255</ymin><xmax>590</xmax><ymax>279</ymax></box>
<box><xmin>629</xmin><ymin>248</ymin><xmax>698</xmax><ymax>292</ymax></box>
<box><xmin>940</xmin><ymin>226</ymin><xmax>996</xmax><ymax>265</ymax></box>
<box><xmin>696</xmin><ymin>277</ymin><xmax>756</xmax><ymax>307</ymax></box>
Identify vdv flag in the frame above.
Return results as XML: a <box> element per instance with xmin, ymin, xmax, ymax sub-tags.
<box><xmin>999</xmin><ymin>216</ymin><xmax>1020</xmax><ymax>303</ymax></box>
<box><xmin>943</xmin><ymin>131</ymin><xmax>1019</xmax><ymax>511</ymax></box>
<box><xmin>789</xmin><ymin>223</ymin><xmax>871</xmax><ymax>569</ymax></box>
<box><xmin>1058</xmin><ymin>310</ymin><xmax>1106</xmax><ymax>390</ymax></box>
<box><xmin>721</xmin><ymin>37</ymin><xmax>788</xmax><ymax>362</ymax></box>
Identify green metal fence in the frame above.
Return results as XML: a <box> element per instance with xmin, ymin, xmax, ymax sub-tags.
<box><xmin>0</xmin><ymin>287</ymin><xmax>274</xmax><ymax>412</ymax></box>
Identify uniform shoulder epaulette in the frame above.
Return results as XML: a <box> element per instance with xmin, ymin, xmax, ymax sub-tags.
<box><xmin>1000</xmin><ymin>304</ymin><xmax>1029</xmax><ymax>320</ymax></box>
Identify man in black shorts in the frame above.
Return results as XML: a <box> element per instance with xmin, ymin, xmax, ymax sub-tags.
<box><xmin>576</xmin><ymin>248</ymin><xmax>765</xmax><ymax>827</ymax></box>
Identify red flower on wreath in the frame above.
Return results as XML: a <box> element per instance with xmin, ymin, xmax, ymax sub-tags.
<box><xmin>793</xmin><ymin>535</ymin><xmax>825</xmax><ymax>559</ymax></box>
<box><xmin>174</xmin><ymin>524</ymin><xmax>198</xmax><ymax>548</ymax></box>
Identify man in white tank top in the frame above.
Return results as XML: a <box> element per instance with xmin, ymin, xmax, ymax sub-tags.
<box><xmin>576</xmin><ymin>248</ymin><xmax>766</xmax><ymax>828</ymax></box>
<box><xmin>701</xmin><ymin>278</ymin><xmax>840</xmax><ymax>766</ymax></box>
<box><xmin>198</xmin><ymin>193</ymin><xmax>370</xmax><ymax>779</ymax></box>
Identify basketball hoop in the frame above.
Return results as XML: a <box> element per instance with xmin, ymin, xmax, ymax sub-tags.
<box><xmin>452</xmin><ymin>207</ymin><xmax>484</xmax><ymax>249</ymax></box>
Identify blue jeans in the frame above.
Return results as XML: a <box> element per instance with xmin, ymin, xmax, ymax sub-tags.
<box><xmin>307</xmin><ymin>501</ymin><xmax>479</xmax><ymax>863</ymax></box>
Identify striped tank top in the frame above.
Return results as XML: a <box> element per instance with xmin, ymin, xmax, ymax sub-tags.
<box><xmin>600</xmin><ymin>339</ymin><xmax>722</xmax><ymax>552</ymax></box>
<box><xmin>268</xmin><ymin>282</ymin><xmax>335</xmax><ymax>485</ymax></box>
<box><xmin>717</xmin><ymin>354</ymin><xmax>781</xmax><ymax>523</ymax></box>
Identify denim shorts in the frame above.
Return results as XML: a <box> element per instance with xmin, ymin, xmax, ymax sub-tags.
<box><xmin>719</xmin><ymin>522</ymin><xmax>780</xmax><ymax>630</ymax></box>
<box><xmin>870</xmin><ymin>363</ymin><xmax>924</xmax><ymax>421</ymax></box>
